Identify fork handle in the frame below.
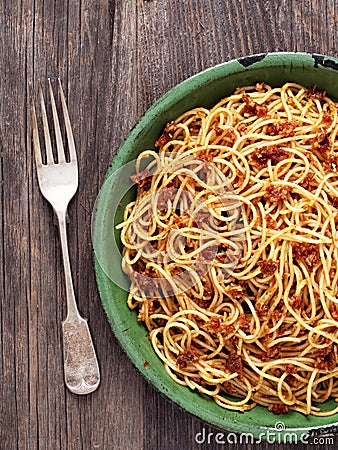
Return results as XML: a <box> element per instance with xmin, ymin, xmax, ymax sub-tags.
<box><xmin>56</xmin><ymin>209</ymin><xmax>100</xmax><ymax>395</ymax></box>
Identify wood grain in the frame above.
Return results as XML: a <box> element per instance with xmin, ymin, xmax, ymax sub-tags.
<box><xmin>1</xmin><ymin>0</ymin><xmax>338</xmax><ymax>449</ymax></box>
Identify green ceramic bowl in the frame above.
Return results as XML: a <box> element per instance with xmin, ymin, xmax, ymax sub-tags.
<box><xmin>93</xmin><ymin>52</ymin><xmax>338</xmax><ymax>441</ymax></box>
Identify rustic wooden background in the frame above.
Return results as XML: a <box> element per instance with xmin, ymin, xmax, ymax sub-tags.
<box><xmin>1</xmin><ymin>0</ymin><xmax>338</xmax><ymax>449</ymax></box>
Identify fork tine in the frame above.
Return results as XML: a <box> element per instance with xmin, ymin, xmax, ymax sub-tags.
<box><xmin>58</xmin><ymin>79</ymin><xmax>77</xmax><ymax>162</ymax></box>
<box><xmin>30</xmin><ymin>85</ymin><xmax>43</xmax><ymax>168</ymax></box>
<box><xmin>39</xmin><ymin>83</ymin><xmax>55</xmax><ymax>164</ymax></box>
<box><xmin>48</xmin><ymin>78</ymin><xmax>66</xmax><ymax>163</ymax></box>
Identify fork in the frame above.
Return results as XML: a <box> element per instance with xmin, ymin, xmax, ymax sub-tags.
<box><xmin>31</xmin><ymin>79</ymin><xmax>100</xmax><ymax>395</ymax></box>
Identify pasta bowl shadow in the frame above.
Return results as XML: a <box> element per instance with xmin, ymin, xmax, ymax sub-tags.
<box><xmin>92</xmin><ymin>52</ymin><xmax>338</xmax><ymax>441</ymax></box>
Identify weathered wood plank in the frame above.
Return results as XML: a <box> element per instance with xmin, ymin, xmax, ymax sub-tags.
<box><xmin>0</xmin><ymin>1</ymin><xmax>34</xmax><ymax>449</ymax></box>
<box><xmin>29</xmin><ymin>0</ymin><xmax>70</xmax><ymax>448</ymax></box>
<box><xmin>67</xmin><ymin>0</ymin><xmax>144</xmax><ymax>448</ymax></box>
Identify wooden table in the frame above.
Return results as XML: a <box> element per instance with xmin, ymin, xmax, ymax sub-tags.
<box><xmin>1</xmin><ymin>1</ymin><xmax>337</xmax><ymax>449</ymax></box>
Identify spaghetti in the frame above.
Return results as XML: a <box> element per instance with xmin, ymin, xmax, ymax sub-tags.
<box><xmin>117</xmin><ymin>82</ymin><xmax>338</xmax><ymax>415</ymax></box>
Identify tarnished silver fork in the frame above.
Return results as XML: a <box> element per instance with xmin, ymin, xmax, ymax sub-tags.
<box><xmin>31</xmin><ymin>79</ymin><xmax>100</xmax><ymax>394</ymax></box>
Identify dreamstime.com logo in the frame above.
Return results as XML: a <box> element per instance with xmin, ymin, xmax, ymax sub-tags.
<box><xmin>92</xmin><ymin>154</ymin><xmax>245</xmax><ymax>296</ymax></box>
<box><xmin>194</xmin><ymin>422</ymin><xmax>337</xmax><ymax>445</ymax></box>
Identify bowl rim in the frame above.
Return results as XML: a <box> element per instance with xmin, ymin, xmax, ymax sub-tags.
<box><xmin>93</xmin><ymin>51</ymin><xmax>338</xmax><ymax>441</ymax></box>
<box><xmin>108</xmin><ymin>51</ymin><xmax>338</xmax><ymax>176</ymax></box>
